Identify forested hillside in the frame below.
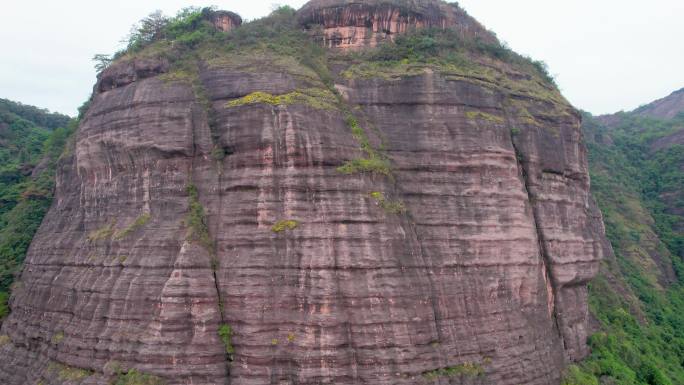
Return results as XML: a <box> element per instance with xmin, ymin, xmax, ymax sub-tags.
<box><xmin>565</xmin><ymin>100</ymin><xmax>684</xmax><ymax>384</ymax></box>
<box><xmin>0</xmin><ymin>99</ymin><xmax>73</xmax><ymax>319</ymax></box>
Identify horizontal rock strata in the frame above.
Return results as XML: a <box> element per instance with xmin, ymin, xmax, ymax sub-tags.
<box><xmin>0</xmin><ymin>2</ymin><xmax>606</xmax><ymax>385</ymax></box>
<box><xmin>298</xmin><ymin>0</ymin><xmax>497</xmax><ymax>49</ymax></box>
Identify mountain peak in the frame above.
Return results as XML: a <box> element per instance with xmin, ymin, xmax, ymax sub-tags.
<box><xmin>297</xmin><ymin>0</ymin><xmax>497</xmax><ymax>49</ymax></box>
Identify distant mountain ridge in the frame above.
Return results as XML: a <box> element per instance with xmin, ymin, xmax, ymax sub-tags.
<box><xmin>0</xmin><ymin>99</ymin><xmax>70</xmax><ymax>131</ymax></box>
<box><xmin>573</xmin><ymin>87</ymin><xmax>684</xmax><ymax>384</ymax></box>
<box><xmin>634</xmin><ymin>87</ymin><xmax>684</xmax><ymax>120</ymax></box>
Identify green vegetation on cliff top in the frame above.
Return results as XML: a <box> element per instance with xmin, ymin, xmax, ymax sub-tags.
<box><xmin>100</xmin><ymin>6</ymin><xmax>329</xmax><ymax>80</ymax></box>
<box><xmin>338</xmin><ymin>26</ymin><xmax>564</xmax><ymax>105</ymax></box>
<box><xmin>98</xmin><ymin>4</ymin><xmax>559</xmax><ymax>108</ymax></box>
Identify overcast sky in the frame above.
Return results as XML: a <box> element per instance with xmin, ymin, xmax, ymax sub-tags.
<box><xmin>1</xmin><ymin>0</ymin><xmax>682</xmax><ymax>117</ymax></box>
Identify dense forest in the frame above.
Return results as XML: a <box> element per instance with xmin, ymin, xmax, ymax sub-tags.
<box><xmin>0</xmin><ymin>99</ymin><xmax>73</xmax><ymax>319</ymax></box>
<box><xmin>564</xmin><ymin>108</ymin><xmax>684</xmax><ymax>384</ymax></box>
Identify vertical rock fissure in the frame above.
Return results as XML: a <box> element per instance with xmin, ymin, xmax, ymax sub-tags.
<box><xmin>504</xmin><ymin>108</ymin><xmax>564</xmax><ymax>343</ymax></box>
<box><xmin>188</xmin><ymin>77</ymin><xmax>233</xmax><ymax>382</ymax></box>
<box><xmin>504</xmin><ymin>110</ymin><xmax>564</xmax><ymax>385</ymax></box>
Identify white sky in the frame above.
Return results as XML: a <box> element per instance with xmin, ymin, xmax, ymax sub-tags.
<box><xmin>1</xmin><ymin>0</ymin><xmax>682</xmax><ymax>116</ymax></box>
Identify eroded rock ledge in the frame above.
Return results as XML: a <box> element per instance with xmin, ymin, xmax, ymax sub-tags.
<box><xmin>209</xmin><ymin>10</ymin><xmax>242</xmax><ymax>33</ymax></box>
<box><xmin>297</xmin><ymin>0</ymin><xmax>498</xmax><ymax>48</ymax></box>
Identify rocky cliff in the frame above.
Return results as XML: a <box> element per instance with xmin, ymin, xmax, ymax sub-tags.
<box><xmin>0</xmin><ymin>2</ymin><xmax>607</xmax><ymax>385</ymax></box>
<box><xmin>298</xmin><ymin>0</ymin><xmax>496</xmax><ymax>49</ymax></box>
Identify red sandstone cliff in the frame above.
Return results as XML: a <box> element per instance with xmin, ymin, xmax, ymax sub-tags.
<box><xmin>298</xmin><ymin>0</ymin><xmax>497</xmax><ymax>49</ymax></box>
<box><xmin>0</xmin><ymin>2</ymin><xmax>607</xmax><ymax>384</ymax></box>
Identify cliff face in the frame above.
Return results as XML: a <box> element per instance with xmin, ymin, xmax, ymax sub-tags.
<box><xmin>0</xmin><ymin>2</ymin><xmax>607</xmax><ymax>385</ymax></box>
<box><xmin>298</xmin><ymin>0</ymin><xmax>497</xmax><ymax>49</ymax></box>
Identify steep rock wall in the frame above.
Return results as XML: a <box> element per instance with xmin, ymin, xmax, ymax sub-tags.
<box><xmin>0</xmin><ymin>2</ymin><xmax>607</xmax><ymax>385</ymax></box>
<box><xmin>298</xmin><ymin>0</ymin><xmax>497</xmax><ymax>49</ymax></box>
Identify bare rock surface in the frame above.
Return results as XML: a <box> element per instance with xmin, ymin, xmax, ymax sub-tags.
<box><xmin>0</xmin><ymin>2</ymin><xmax>607</xmax><ymax>384</ymax></box>
<box><xmin>298</xmin><ymin>0</ymin><xmax>497</xmax><ymax>49</ymax></box>
<box><xmin>210</xmin><ymin>11</ymin><xmax>243</xmax><ymax>32</ymax></box>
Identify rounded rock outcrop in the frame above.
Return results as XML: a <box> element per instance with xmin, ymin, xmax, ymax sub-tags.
<box><xmin>297</xmin><ymin>0</ymin><xmax>497</xmax><ymax>48</ymax></box>
<box><xmin>208</xmin><ymin>10</ymin><xmax>242</xmax><ymax>32</ymax></box>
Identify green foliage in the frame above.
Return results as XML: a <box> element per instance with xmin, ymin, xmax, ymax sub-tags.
<box><xmin>0</xmin><ymin>104</ymin><xmax>75</xmax><ymax>306</ymax></box>
<box><xmin>218</xmin><ymin>323</ymin><xmax>235</xmax><ymax>357</ymax></box>
<box><xmin>123</xmin><ymin>10</ymin><xmax>169</xmax><ymax>53</ymax></box>
<box><xmin>271</xmin><ymin>220</ymin><xmax>299</xmax><ymax>233</ymax></box>
<box><xmin>465</xmin><ymin>110</ymin><xmax>505</xmax><ymax>124</ymax></box>
<box><xmin>422</xmin><ymin>362</ymin><xmax>485</xmax><ymax>380</ymax></box>
<box><xmin>345</xmin><ymin>27</ymin><xmax>556</xmax><ymax>86</ymax></box>
<box><xmin>225</xmin><ymin>89</ymin><xmax>338</xmax><ymax>110</ymax></box>
<box><xmin>47</xmin><ymin>362</ymin><xmax>92</xmax><ymax>381</ymax></box>
<box><xmin>9</xmin><ymin>9</ymin><xmax>683</xmax><ymax>385</ymax></box>
<box><xmin>117</xmin><ymin>5</ymin><xmax>315</xmax><ymax>63</ymax></box>
<box><xmin>77</xmin><ymin>99</ymin><xmax>92</xmax><ymax>121</ymax></box>
<box><xmin>51</xmin><ymin>331</ymin><xmax>64</xmax><ymax>344</ymax></box>
<box><xmin>337</xmin><ymin>114</ymin><xmax>393</xmax><ymax>177</ymax></box>
<box><xmin>92</xmin><ymin>54</ymin><xmax>113</xmax><ymax>72</ymax></box>
<box><xmin>0</xmin><ymin>199</ymin><xmax>52</xmax><ymax>292</ymax></box>
<box><xmin>0</xmin><ymin>99</ymin><xmax>70</xmax><ymax>130</ymax></box>
<box><xmin>561</xmin><ymin>365</ymin><xmax>599</xmax><ymax>385</ymax></box>
<box><xmin>112</xmin><ymin>5</ymin><xmax>331</xmax><ymax>93</ymax></box>
<box><xmin>369</xmin><ymin>191</ymin><xmax>406</xmax><ymax>214</ymax></box>
<box><xmin>340</xmin><ymin>28</ymin><xmax>565</xmax><ymax>108</ymax></box>
<box><xmin>0</xmin><ymin>291</ymin><xmax>7</xmax><ymax>319</ymax></box>
<box><xmin>185</xmin><ymin>184</ymin><xmax>213</xmax><ymax>252</ymax></box>
<box><xmin>218</xmin><ymin>6</ymin><xmax>315</xmax><ymax>60</ymax></box>
<box><xmin>113</xmin><ymin>369</ymin><xmax>165</xmax><ymax>385</ymax></box>
<box><xmin>121</xmin><ymin>8</ymin><xmax>225</xmax><ymax>54</ymax></box>
<box><xmin>113</xmin><ymin>213</ymin><xmax>151</xmax><ymax>240</ymax></box>
<box><xmin>358</xmin><ymin>28</ymin><xmax>462</xmax><ymax>63</ymax></box>
<box><xmin>565</xmin><ymin>112</ymin><xmax>684</xmax><ymax>384</ymax></box>
<box><xmin>87</xmin><ymin>223</ymin><xmax>115</xmax><ymax>242</ymax></box>
<box><xmin>211</xmin><ymin>146</ymin><xmax>227</xmax><ymax>161</ymax></box>
<box><xmin>337</xmin><ymin>157</ymin><xmax>392</xmax><ymax>176</ymax></box>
